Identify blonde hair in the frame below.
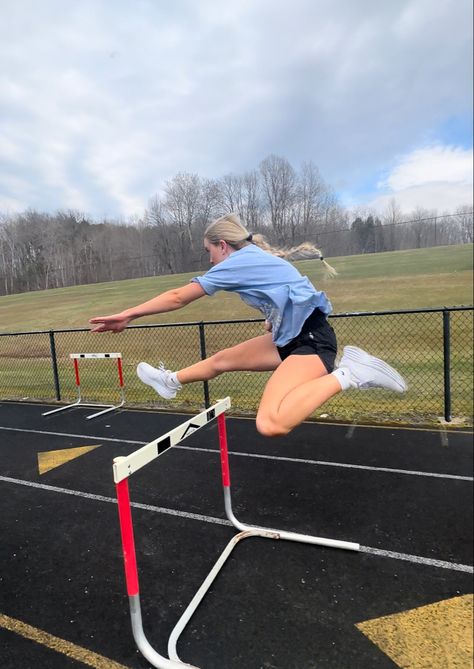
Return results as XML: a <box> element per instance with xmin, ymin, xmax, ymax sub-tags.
<box><xmin>205</xmin><ymin>213</ymin><xmax>337</xmax><ymax>277</ymax></box>
<box><xmin>204</xmin><ymin>213</ymin><xmax>251</xmax><ymax>248</ymax></box>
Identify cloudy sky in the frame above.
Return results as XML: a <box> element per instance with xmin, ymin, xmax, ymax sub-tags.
<box><xmin>1</xmin><ymin>0</ymin><xmax>472</xmax><ymax>219</ymax></box>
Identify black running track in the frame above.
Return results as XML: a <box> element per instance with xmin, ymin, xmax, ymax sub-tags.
<box><xmin>0</xmin><ymin>400</ymin><xmax>472</xmax><ymax>669</ymax></box>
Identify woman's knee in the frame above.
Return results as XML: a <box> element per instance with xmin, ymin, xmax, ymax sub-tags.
<box><xmin>255</xmin><ymin>411</ymin><xmax>290</xmax><ymax>438</ymax></box>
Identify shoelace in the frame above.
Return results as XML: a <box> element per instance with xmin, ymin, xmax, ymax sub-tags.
<box><xmin>158</xmin><ymin>361</ymin><xmax>173</xmax><ymax>375</ymax></box>
<box><xmin>157</xmin><ymin>362</ymin><xmax>181</xmax><ymax>389</ymax></box>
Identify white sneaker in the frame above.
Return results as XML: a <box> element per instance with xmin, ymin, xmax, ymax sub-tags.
<box><xmin>339</xmin><ymin>346</ymin><xmax>407</xmax><ymax>393</ymax></box>
<box><xmin>136</xmin><ymin>362</ymin><xmax>182</xmax><ymax>399</ymax></box>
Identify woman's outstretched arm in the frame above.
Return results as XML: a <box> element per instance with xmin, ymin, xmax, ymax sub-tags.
<box><xmin>89</xmin><ymin>283</ymin><xmax>206</xmax><ymax>332</ymax></box>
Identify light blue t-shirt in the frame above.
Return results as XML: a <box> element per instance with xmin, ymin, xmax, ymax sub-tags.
<box><xmin>191</xmin><ymin>244</ymin><xmax>333</xmax><ymax>347</ymax></box>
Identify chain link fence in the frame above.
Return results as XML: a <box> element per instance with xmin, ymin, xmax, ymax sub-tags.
<box><xmin>0</xmin><ymin>307</ymin><xmax>472</xmax><ymax>427</ymax></box>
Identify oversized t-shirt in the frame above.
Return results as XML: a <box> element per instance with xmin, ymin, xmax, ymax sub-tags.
<box><xmin>191</xmin><ymin>244</ymin><xmax>332</xmax><ymax>347</ymax></box>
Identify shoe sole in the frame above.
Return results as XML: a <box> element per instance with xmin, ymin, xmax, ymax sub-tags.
<box><xmin>136</xmin><ymin>362</ymin><xmax>177</xmax><ymax>399</ymax></box>
<box><xmin>342</xmin><ymin>346</ymin><xmax>407</xmax><ymax>393</ymax></box>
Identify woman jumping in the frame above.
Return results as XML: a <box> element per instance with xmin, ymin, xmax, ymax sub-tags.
<box><xmin>90</xmin><ymin>213</ymin><xmax>406</xmax><ymax>437</ymax></box>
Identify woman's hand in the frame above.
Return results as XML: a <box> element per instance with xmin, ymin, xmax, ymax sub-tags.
<box><xmin>89</xmin><ymin>313</ymin><xmax>132</xmax><ymax>333</ymax></box>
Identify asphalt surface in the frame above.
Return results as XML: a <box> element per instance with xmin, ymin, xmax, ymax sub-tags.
<box><xmin>0</xmin><ymin>400</ymin><xmax>472</xmax><ymax>669</ymax></box>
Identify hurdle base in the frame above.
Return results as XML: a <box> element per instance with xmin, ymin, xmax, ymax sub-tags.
<box><xmin>167</xmin><ymin>509</ymin><xmax>359</xmax><ymax>664</ymax></box>
<box><xmin>42</xmin><ymin>400</ymin><xmax>125</xmax><ymax>420</ymax></box>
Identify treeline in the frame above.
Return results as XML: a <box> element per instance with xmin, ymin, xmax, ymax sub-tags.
<box><xmin>0</xmin><ymin>154</ymin><xmax>472</xmax><ymax>296</ymax></box>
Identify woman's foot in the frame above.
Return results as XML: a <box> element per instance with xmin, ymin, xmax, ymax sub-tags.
<box><xmin>136</xmin><ymin>362</ymin><xmax>182</xmax><ymax>399</ymax></box>
<box><xmin>339</xmin><ymin>346</ymin><xmax>407</xmax><ymax>393</ymax></box>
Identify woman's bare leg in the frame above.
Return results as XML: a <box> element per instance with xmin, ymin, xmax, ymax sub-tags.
<box><xmin>256</xmin><ymin>354</ymin><xmax>343</xmax><ymax>437</ymax></box>
<box><xmin>176</xmin><ymin>333</ymin><xmax>281</xmax><ymax>384</ymax></box>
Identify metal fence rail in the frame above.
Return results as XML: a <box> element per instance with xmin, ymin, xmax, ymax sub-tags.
<box><xmin>1</xmin><ymin>307</ymin><xmax>472</xmax><ymax>427</ymax></box>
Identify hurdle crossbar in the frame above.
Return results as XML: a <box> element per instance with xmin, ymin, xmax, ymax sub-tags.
<box><xmin>114</xmin><ymin>397</ymin><xmax>359</xmax><ymax>668</ymax></box>
<box><xmin>43</xmin><ymin>353</ymin><xmax>125</xmax><ymax>420</ymax></box>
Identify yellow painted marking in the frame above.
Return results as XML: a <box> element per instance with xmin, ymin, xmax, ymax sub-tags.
<box><xmin>0</xmin><ymin>612</ymin><xmax>130</xmax><ymax>668</ymax></box>
<box><xmin>38</xmin><ymin>445</ymin><xmax>101</xmax><ymax>475</ymax></box>
<box><xmin>356</xmin><ymin>594</ymin><xmax>474</xmax><ymax>668</ymax></box>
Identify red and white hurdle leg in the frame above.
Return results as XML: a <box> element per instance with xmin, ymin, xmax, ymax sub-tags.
<box><xmin>115</xmin><ymin>473</ymin><xmax>199</xmax><ymax>669</ymax></box>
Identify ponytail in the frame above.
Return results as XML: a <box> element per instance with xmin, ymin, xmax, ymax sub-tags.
<box><xmin>250</xmin><ymin>234</ymin><xmax>338</xmax><ymax>278</ymax></box>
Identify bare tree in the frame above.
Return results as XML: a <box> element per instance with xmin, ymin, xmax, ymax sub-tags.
<box><xmin>454</xmin><ymin>205</ymin><xmax>474</xmax><ymax>243</ymax></box>
<box><xmin>218</xmin><ymin>171</ymin><xmax>263</xmax><ymax>232</ymax></box>
<box><xmin>260</xmin><ymin>154</ymin><xmax>297</xmax><ymax>240</ymax></box>
<box><xmin>141</xmin><ymin>196</ymin><xmax>176</xmax><ymax>275</ymax></box>
<box><xmin>218</xmin><ymin>173</ymin><xmax>243</xmax><ymax>214</ymax></box>
<box><xmin>199</xmin><ymin>178</ymin><xmax>221</xmax><ymax>229</ymax></box>
<box><xmin>164</xmin><ymin>173</ymin><xmax>202</xmax><ymax>253</ymax></box>
<box><xmin>0</xmin><ymin>215</ymin><xmax>16</xmax><ymax>295</ymax></box>
<box><xmin>297</xmin><ymin>161</ymin><xmax>326</xmax><ymax>238</ymax></box>
<box><xmin>0</xmin><ymin>153</ymin><xmax>471</xmax><ymax>295</ymax></box>
<box><xmin>381</xmin><ymin>198</ymin><xmax>403</xmax><ymax>251</ymax></box>
<box><xmin>242</xmin><ymin>170</ymin><xmax>262</xmax><ymax>231</ymax></box>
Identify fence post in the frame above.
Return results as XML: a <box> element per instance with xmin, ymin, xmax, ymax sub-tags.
<box><xmin>198</xmin><ymin>322</ymin><xmax>210</xmax><ymax>408</ymax></box>
<box><xmin>442</xmin><ymin>310</ymin><xmax>451</xmax><ymax>422</ymax></box>
<box><xmin>48</xmin><ymin>330</ymin><xmax>61</xmax><ymax>401</ymax></box>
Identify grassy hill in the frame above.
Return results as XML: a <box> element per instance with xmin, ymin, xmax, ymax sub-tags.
<box><xmin>0</xmin><ymin>244</ymin><xmax>472</xmax><ymax>333</ymax></box>
<box><xmin>0</xmin><ymin>244</ymin><xmax>472</xmax><ymax>426</ymax></box>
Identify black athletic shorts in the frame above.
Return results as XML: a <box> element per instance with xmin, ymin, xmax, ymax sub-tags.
<box><xmin>276</xmin><ymin>308</ymin><xmax>337</xmax><ymax>373</ymax></box>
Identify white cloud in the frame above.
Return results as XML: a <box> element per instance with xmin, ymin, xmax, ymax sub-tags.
<box><xmin>380</xmin><ymin>145</ymin><xmax>472</xmax><ymax>190</ymax></box>
<box><xmin>369</xmin><ymin>182</ymin><xmax>473</xmax><ymax>215</ymax></box>
<box><xmin>0</xmin><ymin>0</ymin><xmax>472</xmax><ymax>217</ymax></box>
<box><xmin>369</xmin><ymin>145</ymin><xmax>473</xmax><ymax>213</ymax></box>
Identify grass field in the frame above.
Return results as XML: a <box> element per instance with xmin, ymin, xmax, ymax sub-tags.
<box><xmin>0</xmin><ymin>244</ymin><xmax>473</xmax><ymax>426</ymax></box>
<box><xmin>0</xmin><ymin>243</ymin><xmax>473</xmax><ymax>332</ymax></box>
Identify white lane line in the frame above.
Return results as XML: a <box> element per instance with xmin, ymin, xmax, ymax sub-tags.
<box><xmin>1</xmin><ymin>425</ymin><xmax>472</xmax><ymax>481</ymax></box>
<box><xmin>178</xmin><ymin>446</ymin><xmax>474</xmax><ymax>482</ymax></box>
<box><xmin>359</xmin><ymin>546</ymin><xmax>474</xmax><ymax>573</ymax></box>
<box><xmin>0</xmin><ymin>425</ymin><xmax>144</xmax><ymax>445</ymax></box>
<box><xmin>0</xmin><ymin>474</ymin><xmax>472</xmax><ymax>574</ymax></box>
<box><xmin>5</xmin><ymin>402</ymin><xmax>474</xmax><ymax>434</ymax></box>
<box><xmin>0</xmin><ymin>475</ymin><xmax>232</xmax><ymax>526</ymax></box>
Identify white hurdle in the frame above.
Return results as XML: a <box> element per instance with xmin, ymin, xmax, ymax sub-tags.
<box><xmin>114</xmin><ymin>397</ymin><xmax>359</xmax><ymax>669</ymax></box>
<box><xmin>43</xmin><ymin>353</ymin><xmax>125</xmax><ymax>420</ymax></box>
